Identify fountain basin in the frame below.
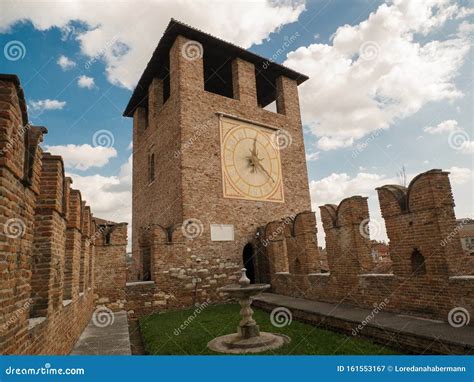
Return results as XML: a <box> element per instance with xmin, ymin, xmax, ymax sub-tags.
<box><xmin>220</xmin><ymin>283</ymin><xmax>271</xmax><ymax>299</ymax></box>
<box><xmin>206</xmin><ymin>268</ymin><xmax>291</xmax><ymax>354</ymax></box>
<box><xmin>207</xmin><ymin>332</ymin><xmax>290</xmax><ymax>354</ymax></box>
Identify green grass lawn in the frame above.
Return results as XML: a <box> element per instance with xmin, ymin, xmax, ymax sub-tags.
<box><xmin>139</xmin><ymin>303</ymin><xmax>399</xmax><ymax>355</ymax></box>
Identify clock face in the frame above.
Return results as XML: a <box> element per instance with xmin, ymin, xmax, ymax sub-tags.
<box><xmin>220</xmin><ymin>115</ymin><xmax>284</xmax><ymax>202</ymax></box>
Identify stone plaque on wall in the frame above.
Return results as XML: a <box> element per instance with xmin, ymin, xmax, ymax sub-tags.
<box><xmin>210</xmin><ymin>224</ymin><xmax>235</xmax><ymax>241</ymax></box>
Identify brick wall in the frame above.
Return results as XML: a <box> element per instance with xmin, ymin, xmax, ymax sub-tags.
<box><xmin>131</xmin><ymin>35</ymin><xmax>312</xmax><ymax>284</ymax></box>
<box><xmin>0</xmin><ymin>74</ymin><xmax>111</xmax><ymax>354</ymax></box>
<box><xmin>94</xmin><ymin>222</ymin><xmax>128</xmax><ymax>310</ymax></box>
<box><xmin>267</xmin><ymin>170</ymin><xmax>473</xmax><ymax>323</ymax></box>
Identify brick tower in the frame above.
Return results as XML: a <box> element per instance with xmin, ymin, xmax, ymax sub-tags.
<box><xmin>124</xmin><ymin>20</ymin><xmax>311</xmax><ymax>288</ymax></box>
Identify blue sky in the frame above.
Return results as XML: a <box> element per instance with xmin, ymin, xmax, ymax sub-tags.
<box><xmin>1</xmin><ymin>0</ymin><xmax>472</xmax><ymax>244</ymax></box>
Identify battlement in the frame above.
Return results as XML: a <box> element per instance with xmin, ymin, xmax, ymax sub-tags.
<box><xmin>260</xmin><ymin>170</ymin><xmax>473</xmax><ymax>322</ymax></box>
<box><xmin>0</xmin><ymin>74</ymin><xmax>127</xmax><ymax>354</ymax></box>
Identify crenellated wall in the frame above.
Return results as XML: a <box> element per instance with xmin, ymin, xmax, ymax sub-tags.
<box><xmin>2</xmin><ymin>70</ymin><xmax>472</xmax><ymax>356</ymax></box>
<box><xmin>265</xmin><ymin>170</ymin><xmax>473</xmax><ymax>323</ymax></box>
<box><xmin>0</xmin><ymin>74</ymin><xmax>121</xmax><ymax>354</ymax></box>
<box><xmin>123</xmin><ymin>223</ymin><xmax>240</xmax><ymax>318</ymax></box>
<box><xmin>94</xmin><ymin>220</ymin><xmax>128</xmax><ymax>310</ymax></box>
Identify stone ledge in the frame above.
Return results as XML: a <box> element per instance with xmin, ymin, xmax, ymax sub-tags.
<box><xmin>449</xmin><ymin>275</ymin><xmax>474</xmax><ymax>280</ymax></box>
<box><xmin>126</xmin><ymin>281</ymin><xmax>155</xmax><ymax>287</ymax></box>
<box><xmin>308</xmin><ymin>273</ymin><xmax>330</xmax><ymax>277</ymax></box>
<box><xmin>253</xmin><ymin>293</ymin><xmax>474</xmax><ymax>355</ymax></box>
<box><xmin>28</xmin><ymin>317</ymin><xmax>46</xmax><ymax>331</ymax></box>
<box><xmin>62</xmin><ymin>299</ymin><xmax>72</xmax><ymax>307</ymax></box>
<box><xmin>358</xmin><ymin>273</ymin><xmax>394</xmax><ymax>277</ymax></box>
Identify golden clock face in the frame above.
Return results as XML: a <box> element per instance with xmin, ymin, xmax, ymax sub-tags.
<box><xmin>220</xmin><ymin>115</ymin><xmax>284</xmax><ymax>202</ymax></box>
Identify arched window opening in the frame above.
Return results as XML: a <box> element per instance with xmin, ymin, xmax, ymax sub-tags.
<box><xmin>411</xmin><ymin>248</ymin><xmax>426</xmax><ymax>276</ymax></box>
<box><xmin>149</xmin><ymin>153</ymin><xmax>155</xmax><ymax>183</ymax></box>
<box><xmin>292</xmin><ymin>257</ymin><xmax>302</xmax><ymax>274</ymax></box>
<box><xmin>142</xmin><ymin>247</ymin><xmax>151</xmax><ymax>281</ymax></box>
<box><xmin>242</xmin><ymin>243</ymin><xmax>256</xmax><ymax>284</ymax></box>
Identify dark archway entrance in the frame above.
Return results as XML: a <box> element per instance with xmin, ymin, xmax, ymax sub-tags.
<box><xmin>142</xmin><ymin>247</ymin><xmax>151</xmax><ymax>281</ymax></box>
<box><xmin>242</xmin><ymin>243</ymin><xmax>256</xmax><ymax>284</ymax></box>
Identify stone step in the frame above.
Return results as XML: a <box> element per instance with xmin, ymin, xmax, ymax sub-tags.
<box><xmin>253</xmin><ymin>293</ymin><xmax>474</xmax><ymax>355</ymax></box>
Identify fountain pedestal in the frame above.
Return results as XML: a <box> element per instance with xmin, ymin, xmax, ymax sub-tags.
<box><xmin>207</xmin><ymin>269</ymin><xmax>290</xmax><ymax>354</ymax></box>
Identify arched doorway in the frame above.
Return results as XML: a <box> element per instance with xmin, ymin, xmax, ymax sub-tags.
<box><xmin>142</xmin><ymin>247</ymin><xmax>151</xmax><ymax>281</ymax></box>
<box><xmin>242</xmin><ymin>243</ymin><xmax>256</xmax><ymax>283</ymax></box>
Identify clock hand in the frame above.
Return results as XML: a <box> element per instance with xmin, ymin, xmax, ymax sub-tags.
<box><xmin>254</xmin><ymin>160</ymin><xmax>275</xmax><ymax>183</ymax></box>
<box><xmin>252</xmin><ymin>136</ymin><xmax>257</xmax><ymax>157</ymax></box>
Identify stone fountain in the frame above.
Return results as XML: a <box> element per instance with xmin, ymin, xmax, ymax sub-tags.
<box><xmin>207</xmin><ymin>268</ymin><xmax>290</xmax><ymax>354</ymax></box>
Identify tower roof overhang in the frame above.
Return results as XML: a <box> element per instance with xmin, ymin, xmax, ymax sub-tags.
<box><xmin>123</xmin><ymin>19</ymin><xmax>309</xmax><ymax>117</ymax></box>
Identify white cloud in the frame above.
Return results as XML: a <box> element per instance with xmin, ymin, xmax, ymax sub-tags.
<box><xmin>457</xmin><ymin>7</ymin><xmax>474</xmax><ymax>19</ymax></box>
<box><xmin>310</xmin><ymin>172</ymin><xmax>396</xmax><ymax>246</ymax></box>
<box><xmin>284</xmin><ymin>0</ymin><xmax>471</xmax><ymax>150</ymax></box>
<box><xmin>311</xmin><ymin>167</ymin><xmax>474</xmax><ymax>247</ymax></box>
<box><xmin>317</xmin><ymin>136</ymin><xmax>353</xmax><ymax>151</ymax></box>
<box><xmin>45</xmin><ymin>144</ymin><xmax>117</xmax><ymax>170</ymax></box>
<box><xmin>104</xmin><ymin>154</ymin><xmax>132</xmax><ymax>192</ymax></box>
<box><xmin>460</xmin><ymin>141</ymin><xmax>474</xmax><ymax>154</ymax></box>
<box><xmin>424</xmin><ymin>119</ymin><xmax>459</xmax><ymax>134</ymax></box>
<box><xmin>67</xmin><ymin>155</ymin><xmax>132</xmax><ymax>248</ymax></box>
<box><xmin>0</xmin><ymin>0</ymin><xmax>305</xmax><ymax>89</ymax></box>
<box><xmin>310</xmin><ymin>172</ymin><xmax>397</xmax><ymax>208</ymax></box>
<box><xmin>448</xmin><ymin>166</ymin><xmax>472</xmax><ymax>185</ymax></box>
<box><xmin>29</xmin><ymin>99</ymin><xmax>66</xmax><ymax>112</ymax></box>
<box><xmin>57</xmin><ymin>54</ymin><xmax>76</xmax><ymax>70</ymax></box>
<box><xmin>67</xmin><ymin>171</ymin><xmax>132</xmax><ymax>246</ymax></box>
<box><xmin>77</xmin><ymin>75</ymin><xmax>95</xmax><ymax>89</ymax></box>
<box><xmin>422</xmin><ymin>119</ymin><xmax>473</xmax><ymax>153</ymax></box>
<box><xmin>305</xmin><ymin>151</ymin><xmax>320</xmax><ymax>161</ymax></box>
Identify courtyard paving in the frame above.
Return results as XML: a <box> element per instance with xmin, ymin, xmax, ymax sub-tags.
<box><xmin>253</xmin><ymin>293</ymin><xmax>474</xmax><ymax>353</ymax></box>
<box><xmin>71</xmin><ymin>311</ymin><xmax>132</xmax><ymax>355</ymax></box>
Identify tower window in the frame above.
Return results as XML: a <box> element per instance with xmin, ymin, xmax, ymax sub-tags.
<box><xmin>255</xmin><ymin>67</ymin><xmax>277</xmax><ymax>111</ymax></box>
<box><xmin>411</xmin><ymin>248</ymin><xmax>426</xmax><ymax>276</ymax></box>
<box><xmin>105</xmin><ymin>232</ymin><xmax>111</xmax><ymax>245</ymax></box>
<box><xmin>144</xmin><ymin>107</ymin><xmax>149</xmax><ymax>130</ymax></box>
<box><xmin>149</xmin><ymin>153</ymin><xmax>155</xmax><ymax>183</ymax></box>
<box><xmin>203</xmin><ymin>48</ymin><xmax>234</xmax><ymax>99</ymax></box>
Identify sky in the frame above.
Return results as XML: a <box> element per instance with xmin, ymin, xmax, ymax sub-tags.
<box><xmin>1</xmin><ymin>0</ymin><xmax>473</xmax><ymax>247</ymax></box>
